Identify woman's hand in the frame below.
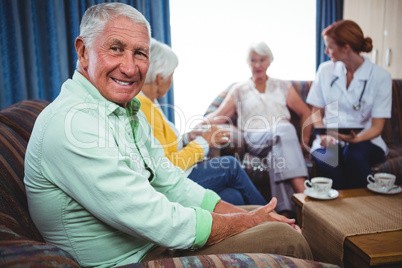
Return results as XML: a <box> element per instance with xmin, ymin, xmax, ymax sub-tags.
<box><xmin>337</xmin><ymin>118</ymin><xmax>386</xmax><ymax>144</ymax></box>
<box><xmin>337</xmin><ymin>130</ymin><xmax>359</xmax><ymax>143</ymax></box>
<box><xmin>202</xmin><ymin>126</ymin><xmax>230</xmax><ymax>147</ymax></box>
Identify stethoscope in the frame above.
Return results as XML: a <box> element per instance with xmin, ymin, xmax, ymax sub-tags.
<box><xmin>330</xmin><ymin>76</ymin><xmax>367</xmax><ymax>111</ymax></box>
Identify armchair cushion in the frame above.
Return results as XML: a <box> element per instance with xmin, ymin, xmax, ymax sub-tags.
<box><xmin>118</xmin><ymin>253</ymin><xmax>339</xmax><ymax>268</ymax></box>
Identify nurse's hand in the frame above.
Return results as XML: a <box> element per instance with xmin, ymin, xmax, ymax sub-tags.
<box><xmin>320</xmin><ymin>135</ymin><xmax>338</xmax><ymax>147</ymax></box>
<box><xmin>338</xmin><ymin>130</ymin><xmax>358</xmax><ymax>143</ymax></box>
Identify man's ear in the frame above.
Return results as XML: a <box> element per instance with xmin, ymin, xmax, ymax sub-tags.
<box><xmin>75</xmin><ymin>37</ymin><xmax>89</xmax><ymax>69</ymax></box>
<box><xmin>156</xmin><ymin>73</ymin><xmax>163</xmax><ymax>86</ymax></box>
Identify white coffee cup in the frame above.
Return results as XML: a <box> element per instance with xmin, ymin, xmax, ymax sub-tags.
<box><xmin>304</xmin><ymin>177</ymin><xmax>333</xmax><ymax>196</ymax></box>
<box><xmin>367</xmin><ymin>173</ymin><xmax>396</xmax><ymax>191</ymax></box>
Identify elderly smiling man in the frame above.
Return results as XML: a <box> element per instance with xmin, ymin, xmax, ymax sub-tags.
<box><xmin>24</xmin><ymin>3</ymin><xmax>312</xmax><ymax>267</ymax></box>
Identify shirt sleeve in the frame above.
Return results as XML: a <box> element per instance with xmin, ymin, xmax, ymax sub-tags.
<box><xmin>183</xmin><ymin>133</ymin><xmax>209</xmax><ymax>152</ymax></box>
<box><xmin>371</xmin><ymin>69</ymin><xmax>392</xmax><ymax>118</ymax></box>
<box><xmin>306</xmin><ymin>64</ymin><xmax>327</xmax><ymax>108</ymax></box>
<box><xmin>190</xmin><ymin>189</ymin><xmax>221</xmax><ymax>250</ymax></box>
<box><xmin>189</xmin><ymin>136</ymin><xmax>209</xmax><ymax>158</ymax></box>
<box><xmin>166</xmin><ymin>140</ymin><xmax>206</xmax><ymax>171</ymax></box>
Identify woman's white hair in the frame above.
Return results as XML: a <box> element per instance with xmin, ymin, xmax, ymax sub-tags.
<box><xmin>145</xmin><ymin>38</ymin><xmax>179</xmax><ymax>84</ymax></box>
<box><xmin>76</xmin><ymin>3</ymin><xmax>151</xmax><ymax>68</ymax></box>
<box><xmin>247</xmin><ymin>41</ymin><xmax>274</xmax><ymax>63</ymax></box>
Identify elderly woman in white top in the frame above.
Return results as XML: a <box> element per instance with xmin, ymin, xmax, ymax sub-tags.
<box><xmin>306</xmin><ymin>20</ymin><xmax>392</xmax><ymax>190</ymax></box>
<box><xmin>203</xmin><ymin>41</ymin><xmax>312</xmax><ymax>215</ymax></box>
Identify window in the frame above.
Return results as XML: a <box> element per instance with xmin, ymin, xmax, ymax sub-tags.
<box><xmin>169</xmin><ymin>0</ymin><xmax>316</xmax><ymax>132</ymax></box>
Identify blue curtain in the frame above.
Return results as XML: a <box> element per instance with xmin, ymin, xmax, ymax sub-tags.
<box><xmin>0</xmin><ymin>0</ymin><xmax>174</xmax><ymax>121</ymax></box>
<box><xmin>316</xmin><ymin>0</ymin><xmax>344</xmax><ymax>70</ymax></box>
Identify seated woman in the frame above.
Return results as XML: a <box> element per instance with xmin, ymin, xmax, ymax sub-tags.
<box><xmin>202</xmin><ymin>41</ymin><xmax>312</xmax><ymax>214</ymax></box>
<box><xmin>138</xmin><ymin>38</ymin><xmax>267</xmax><ymax>206</ymax></box>
<box><xmin>306</xmin><ymin>20</ymin><xmax>392</xmax><ymax>189</ymax></box>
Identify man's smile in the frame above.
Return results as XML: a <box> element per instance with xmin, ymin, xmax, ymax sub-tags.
<box><xmin>112</xmin><ymin>78</ymin><xmax>134</xmax><ymax>86</ymax></box>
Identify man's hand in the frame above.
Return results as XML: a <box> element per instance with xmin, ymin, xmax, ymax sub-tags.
<box><xmin>206</xmin><ymin>198</ymin><xmax>300</xmax><ymax>246</ymax></box>
<box><xmin>249</xmin><ymin>198</ymin><xmax>299</xmax><ymax>232</ymax></box>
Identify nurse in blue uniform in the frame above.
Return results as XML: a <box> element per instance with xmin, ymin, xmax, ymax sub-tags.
<box><xmin>306</xmin><ymin>20</ymin><xmax>392</xmax><ymax>189</ymax></box>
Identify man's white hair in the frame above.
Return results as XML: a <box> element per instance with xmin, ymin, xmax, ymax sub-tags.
<box><xmin>145</xmin><ymin>38</ymin><xmax>178</xmax><ymax>84</ymax></box>
<box><xmin>76</xmin><ymin>2</ymin><xmax>151</xmax><ymax>68</ymax></box>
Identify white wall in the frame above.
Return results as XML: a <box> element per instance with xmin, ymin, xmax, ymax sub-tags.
<box><xmin>169</xmin><ymin>0</ymin><xmax>316</xmax><ymax>132</ymax></box>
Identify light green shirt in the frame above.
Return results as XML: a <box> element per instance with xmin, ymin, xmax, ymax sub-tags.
<box><xmin>24</xmin><ymin>71</ymin><xmax>220</xmax><ymax>268</ymax></box>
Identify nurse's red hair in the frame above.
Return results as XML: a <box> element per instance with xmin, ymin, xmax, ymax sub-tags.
<box><xmin>322</xmin><ymin>20</ymin><xmax>373</xmax><ymax>53</ymax></box>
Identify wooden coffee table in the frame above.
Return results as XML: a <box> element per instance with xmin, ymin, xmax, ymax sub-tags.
<box><xmin>292</xmin><ymin>188</ymin><xmax>402</xmax><ymax>268</ymax></box>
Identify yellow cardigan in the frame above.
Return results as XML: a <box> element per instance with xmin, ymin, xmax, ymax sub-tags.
<box><xmin>138</xmin><ymin>94</ymin><xmax>205</xmax><ymax>171</ymax></box>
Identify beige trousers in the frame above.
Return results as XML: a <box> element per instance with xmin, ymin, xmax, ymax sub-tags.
<box><xmin>143</xmin><ymin>206</ymin><xmax>312</xmax><ymax>262</ymax></box>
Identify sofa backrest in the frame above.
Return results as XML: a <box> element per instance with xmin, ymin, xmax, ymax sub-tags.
<box><xmin>204</xmin><ymin>79</ymin><xmax>402</xmax><ymax>148</ymax></box>
<box><xmin>0</xmin><ymin>99</ymin><xmax>50</xmax><ymax>242</ymax></box>
<box><xmin>0</xmin><ymin>99</ymin><xmax>87</xmax><ymax>267</ymax></box>
<box><xmin>384</xmin><ymin>80</ymin><xmax>402</xmax><ymax>147</ymax></box>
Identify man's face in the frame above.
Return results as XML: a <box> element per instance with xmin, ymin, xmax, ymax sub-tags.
<box><xmin>79</xmin><ymin>16</ymin><xmax>150</xmax><ymax>107</ymax></box>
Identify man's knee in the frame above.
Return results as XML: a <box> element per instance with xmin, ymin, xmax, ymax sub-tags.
<box><xmin>179</xmin><ymin>222</ymin><xmax>312</xmax><ymax>260</ymax></box>
<box><xmin>229</xmin><ymin>222</ymin><xmax>312</xmax><ymax>260</ymax></box>
<box><xmin>255</xmin><ymin>222</ymin><xmax>313</xmax><ymax>260</ymax></box>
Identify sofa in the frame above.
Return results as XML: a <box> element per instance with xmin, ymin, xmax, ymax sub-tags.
<box><xmin>0</xmin><ymin>99</ymin><xmax>340</xmax><ymax>267</ymax></box>
<box><xmin>204</xmin><ymin>79</ymin><xmax>402</xmax><ymax>201</ymax></box>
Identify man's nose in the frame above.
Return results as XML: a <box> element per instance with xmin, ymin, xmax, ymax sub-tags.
<box><xmin>120</xmin><ymin>54</ymin><xmax>138</xmax><ymax>76</ymax></box>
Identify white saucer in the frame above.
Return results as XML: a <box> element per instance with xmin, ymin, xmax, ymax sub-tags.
<box><xmin>304</xmin><ymin>189</ymin><xmax>339</xmax><ymax>200</ymax></box>
<box><xmin>367</xmin><ymin>183</ymin><xmax>401</xmax><ymax>195</ymax></box>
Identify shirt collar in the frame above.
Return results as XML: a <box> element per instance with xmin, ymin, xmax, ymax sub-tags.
<box><xmin>332</xmin><ymin>61</ymin><xmax>346</xmax><ymax>78</ymax></box>
<box><xmin>247</xmin><ymin>77</ymin><xmax>268</xmax><ymax>93</ymax></box>
<box><xmin>331</xmin><ymin>56</ymin><xmax>372</xmax><ymax>81</ymax></box>
<box><xmin>72</xmin><ymin>70</ymin><xmax>126</xmax><ymax>116</ymax></box>
<box><xmin>353</xmin><ymin>56</ymin><xmax>373</xmax><ymax>81</ymax></box>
